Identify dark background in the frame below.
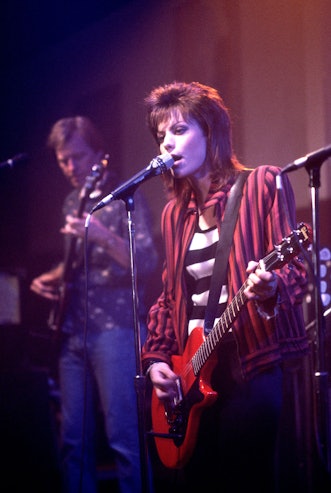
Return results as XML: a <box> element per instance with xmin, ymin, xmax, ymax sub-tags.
<box><xmin>0</xmin><ymin>0</ymin><xmax>164</xmax><ymax>330</ymax></box>
<box><xmin>0</xmin><ymin>1</ymin><xmax>330</xmax><ymax>490</ymax></box>
<box><xmin>1</xmin><ymin>0</ymin><xmax>330</xmax><ymax>331</ymax></box>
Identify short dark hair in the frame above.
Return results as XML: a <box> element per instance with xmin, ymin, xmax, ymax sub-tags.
<box><xmin>145</xmin><ymin>81</ymin><xmax>242</xmax><ymax>187</ymax></box>
<box><xmin>47</xmin><ymin>116</ymin><xmax>105</xmax><ymax>152</ymax></box>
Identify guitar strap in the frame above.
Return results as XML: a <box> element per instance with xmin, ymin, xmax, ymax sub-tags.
<box><xmin>204</xmin><ymin>169</ymin><xmax>251</xmax><ymax>334</ymax></box>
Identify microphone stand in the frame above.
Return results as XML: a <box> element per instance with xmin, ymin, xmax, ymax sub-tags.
<box><xmin>306</xmin><ymin>163</ymin><xmax>331</xmax><ymax>476</ymax></box>
<box><xmin>122</xmin><ymin>193</ymin><xmax>151</xmax><ymax>493</ymax></box>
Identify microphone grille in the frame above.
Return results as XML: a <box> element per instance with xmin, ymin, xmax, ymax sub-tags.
<box><xmin>154</xmin><ymin>152</ymin><xmax>174</xmax><ymax>174</ymax></box>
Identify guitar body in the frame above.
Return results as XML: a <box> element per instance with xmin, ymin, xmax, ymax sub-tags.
<box><xmin>151</xmin><ymin>326</ymin><xmax>218</xmax><ymax>469</ymax></box>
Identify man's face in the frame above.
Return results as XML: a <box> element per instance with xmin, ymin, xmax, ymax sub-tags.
<box><xmin>56</xmin><ymin>132</ymin><xmax>101</xmax><ymax>188</ymax></box>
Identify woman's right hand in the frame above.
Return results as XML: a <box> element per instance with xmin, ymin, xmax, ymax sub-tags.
<box><xmin>148</xmin><ymin>362</ymin><xmax>180</xmax><ymax>403</ymax></box>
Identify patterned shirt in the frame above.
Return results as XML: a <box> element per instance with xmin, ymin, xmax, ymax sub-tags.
<box><xmin>61</xmin><ymin>187</ymin><xmax>158</xmax><ymax>334</ymax></box>
<box><xmin>185</xmin><ymin>225</ymin><xmax>228</xmax><ymax>335</ymax></box>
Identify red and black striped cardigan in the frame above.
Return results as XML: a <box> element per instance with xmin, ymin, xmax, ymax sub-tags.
<box><xmin>142</xmin><ymin>165</ymin><xmax>309</xmax><ymax>379</ymax></box>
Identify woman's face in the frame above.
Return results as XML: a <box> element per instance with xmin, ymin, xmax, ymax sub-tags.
<box><xmin>157</xmin><ymin>111</ymin><xmax>208</xmax><ymax>181</ymax></box>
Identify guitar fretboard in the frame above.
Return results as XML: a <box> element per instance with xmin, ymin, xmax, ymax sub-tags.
<box><xmin>191</xmin><ymin>281</ymin><xmax>248</xmax><ymax>375</ymax></box>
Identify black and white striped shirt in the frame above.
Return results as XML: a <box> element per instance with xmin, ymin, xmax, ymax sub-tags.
<box><xmin>185</xmin><ymin>224</ymin><xmax>228</xmax><ymax>335</ymax></box>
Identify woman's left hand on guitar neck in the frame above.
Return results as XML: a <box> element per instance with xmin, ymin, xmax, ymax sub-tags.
<box><xmin>244</xmin><ymin>259</ymin><xmax>278</xmax><ymax>302</ymax></box>
<box><xmin>244</xmin><ymin>259</ymin><xmax>279</xmax><ymax>319</ymax></box>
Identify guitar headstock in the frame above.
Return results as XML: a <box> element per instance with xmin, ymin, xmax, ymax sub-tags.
<box><xmin>80</xmin><ymin>154</ymin><xmax>110</xmax><ymax>200</ymax></box>
<box><xmin>264</xmin><ymin>222</ymin><xmax>312</xmax><ymax>271</ymax></box>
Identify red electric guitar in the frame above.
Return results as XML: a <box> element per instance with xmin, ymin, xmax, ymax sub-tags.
<box><xmin>150</xmin><ymin>222</ymin><xmax>312</xmax><ymax>469</ymax></box>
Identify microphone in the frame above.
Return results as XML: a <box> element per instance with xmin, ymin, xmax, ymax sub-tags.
<box><xmin>280</xmin><ymin>144</ymin><xmax>331</xmax><ymax>174</ymax></box>
<box><xmin>0</xmin><ymin>153</ymin><xmax>28</xmax><ymax>169</ymax></box>
<box><xmin>90</xmin><ymin>152</ymin><xmax>174</xmax><ymax>213</ymax></box>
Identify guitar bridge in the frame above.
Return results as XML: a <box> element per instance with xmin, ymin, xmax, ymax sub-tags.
<box><xmin>164</xmin><ymin>377</ymin><xmax>186</xmax><ymax>446</ymax></box>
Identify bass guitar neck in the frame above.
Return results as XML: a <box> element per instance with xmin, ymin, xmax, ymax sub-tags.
<box><xmin>48</xmin><ymin>154</ymin><xmax>110</xmax><ymax>331</ymax></box>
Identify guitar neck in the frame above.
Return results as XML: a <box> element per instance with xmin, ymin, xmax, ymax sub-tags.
<box><xmin>61</xmin><ymin>190</ymin><xmax>88</xmax><ymax>284</ymax></box>
<box><xmin>48</xmin><ymin>154</ymin><xmax>110</xmax><ymax>332</ymax></box>
<box><xmin>192</xmin><ymin>280</ymin><xmax>249</xmax><ymax>375</ymax></box>
<box><xmin>62</xmin><ymin>236</ymin><xmax>80</xmax><ymax>283</ymax></box>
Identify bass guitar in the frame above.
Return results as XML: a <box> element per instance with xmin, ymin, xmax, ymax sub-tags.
<box><xmin>150</xmin><ymin>222</ymin><xmax>312</xmax><ymax>469</ymax></box>
<box><xmin>48</xmin><ymin>154</ymin><xmax>110</xmax><ymax>331</ymax></box>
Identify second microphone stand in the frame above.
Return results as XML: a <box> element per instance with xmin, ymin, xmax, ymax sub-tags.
<box><xmin>122</xmin><ymin>193</ymin><xmax>152</xmax><ymax>493</ymax></box>
<box><xmin>306</xmin><ymin>164</ymin><xmax>331</xmax><ymax>476</ymax></box>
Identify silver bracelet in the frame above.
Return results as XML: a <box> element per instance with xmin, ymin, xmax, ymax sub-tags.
<box><xmin>255</xmin><ymin>302</ymin><xmax>279</xmax><ymax>320</ymax></box>
<box><xmin>255</xmin><ymin>289</ymin><xmax>281</xmax><ymax>320</ymax></box>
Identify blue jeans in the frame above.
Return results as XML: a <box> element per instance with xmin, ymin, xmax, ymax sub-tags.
<box><xmin>59</xmin><ymin>327</ymin><xmax>145</xmax><ymax>493</ymax></box>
